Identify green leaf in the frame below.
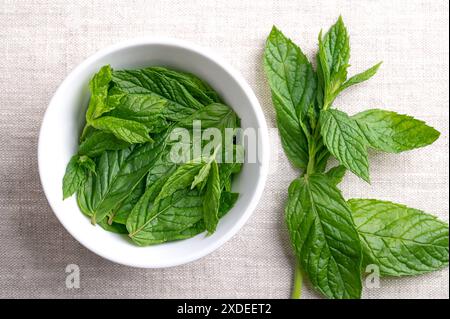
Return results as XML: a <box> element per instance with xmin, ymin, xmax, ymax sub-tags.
<box><xmin>178</xmin><ymin>103</ymin><xmax>238</xmax><ymax>132</ymax></box>
<box><xmin>318</xmin><ymin>16</ymin><xmax>350</xmax><ymax>106</ymax></box>
<box><xmin>286</xmin><ymin>174</ymin><xmax>362</xmax><ymax>299</ymax></box>
<box><xmin>78</xmin><ymin>130</ymin><xmax>130</xmax><ymax>157</ymax></box>
<box><xmin>106</xmin><ymin>89</ymin><xmax>169</xmax><ymax>133</ymax></box>
<box><xmin>77</xmin><ymin>138</ymin><xmax>167</xmax><ymax>223</ymax></box>
<box><xmin>98</xmin><ymin>218</ymin><xmax>128</xmax><ymax>234</ymax></box>
<box><xmin>112</xmin><ymin>69</ymin><xmax>204</xmax><ymax>121</ymax></box>
<box><xmin>264</xmin><ymin>26</ymin><xmax>317</xmax><ymax>120</ymax></box>
<box><xmin>85</xmin><ymin>65</ymin><xmax>114</xmax><ymax>122</ymax></box>
<box><xmin>62</xmin><ymin>155</ymin><xmax>89</xmax><ymax>199</ymax></box>
<box><xmin>263</xmin><ymin>26</ymin><xmax>317</xmax><ymax>169</ymax></box>
<box><xmin>77</xmin><ymin>155</ymin><xmax>96</xmax><ymax>174</ymax></box>
<box><xmin>127</xmin><ymin>161</ymin><xmax>205</xmax><ymax>245</ymax></box>
<box><xmin>191</xmin><ymin>146</ymin><xmax>222</xmax><ymax>191</ymax></box>
<box><xmin>349</xmin><ymin>199</ymin><xmax>449</xmax><ymax>276</ymax></box>
<box><xmin>147</xmin><ymin>67</ymin><xmax>222</xmax><ymax>104</ymax></box>
<box><xmin>339</xmin><ymin>62</ymin><xmax>382</xmax><ymax>92</ymax></box>
<box><xmin>145</xmin><ymin>142</ymin><xmax>178</xmax><ymax>187</ymax></box>
<box><xmin>353</xmin><ymin>109</ymin><xmax>440</xmax><ymax>153</ymax></box>
<box><xmin>218</xmin><ymin>192</ymin><xmax>239</xmax><ymax>216</ymax></box>
<box><xmin>191</xmin><ymin>161</ymin><xmax>212</xmax><ymax>190</ymax></box>
<box><xmin>175</xmin><ymin>191</ymin><xmax>239</xmax><ymax>240</ymax></box>
<box><xmin>219</xmin><ymin>144</ymin><xmax>244</xmax><ymax>190</ymax></box>
<box><xmin>111</xmin><ymin>178</ymin><xmax>146</xmax><ymax>225</ymax></box>
<box><xmin>90</xmin><ymin>116</ymin><xmax>154</xmax><ymax>144</ymax></box>
<box><xmin>203</xmin><ymin>160</ymin><xmax>221</xmax><ymax>233</ymax></box>
<box><xmin>311</xmin><ymin>130</ymin><xmax>330</xmax><ymax>173</ymax></box>
<box><xmin>325</xmin><ymin>165</ymin><xmax>346</xmax><ymax>185</ymax></box>
<box><xmin>319</xmin><ymin>109</ymin><xmax>370</xmax><ymax>182</ymax></box>
<box><xmin>126</xmin><ymin>175</ymin><xmax>170</xmax><ymax>237</ymax></box>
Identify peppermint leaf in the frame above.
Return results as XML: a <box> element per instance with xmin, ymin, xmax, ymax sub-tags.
<box><xmin>339</xmin><ymin>62</ymin><xmax>382</xmax><ymax>93</ymax></box>
<box><xmin>203</xmin><ymin>160</ymin><xmax>221</xmax><ymax>233</ymax></box>
<box><xmin>353</xmin><ymin>109</ymin><xmax>440</xmax><ymax>153</ymax></box>
<box><xmin>319</xmin><ymin>109</ymin><xmax>370</xmax><ymax>182</ymax></box>
<box><xmin>349</xmin><ymin>199</ymin><xmax>449</xmax><ymax>276</ymax></box>
<box><xmin>263</xmin><ymin>26</ymin><xmax>317</xmax><ymax>169</ymax></box>
<box><xmin>286</xmin><ymin>174</ymin><xmax>362</xmax><ymax>299</ymax></box>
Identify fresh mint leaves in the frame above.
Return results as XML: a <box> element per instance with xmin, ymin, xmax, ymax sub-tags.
<box><xmin>264</xmin><ymin>16</ymin><xmax>448</xmax><ymax>299</ymax></box>
<box><xmin>63</xmin><ymin>65</ymin><xmax>242</xmax><ymax>244</ymax></box>
<box><xmin>286</xmin><ymin>174</ymin><xmax>363</xmax><ymax>298</ymax></box>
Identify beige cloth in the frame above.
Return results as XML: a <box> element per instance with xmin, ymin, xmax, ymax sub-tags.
<box><xmin>0</xmin><ymin>0</ymin><xmax>448</xmax><ymax>299</ymax></box>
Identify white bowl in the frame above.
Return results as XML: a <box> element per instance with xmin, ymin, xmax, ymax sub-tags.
<box><xmin>38</xmin><ymin>38</ymin><xmax>269</xmax><ymax>268</ymax></box>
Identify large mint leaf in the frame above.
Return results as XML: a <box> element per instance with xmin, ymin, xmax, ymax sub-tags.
<box><xmin>127</xmin><ymin>161</ymin><xmax>205</xmax><ymax>246</ymax></box>
<box><xmin>319</xmin><ymin>109</ymin><xmax>370</xmax><ymax>182</ymax></box>
<box><xmin>353</xmin><ymin>109</ymin><xmax>440</xmax><ymax>153</ymax></box>
<box><xmin>263</xmin><ymin>26</ymin><xmax>317</xmax><ymax>169</ymax></box>
<box><xmin>349</xmin><ymin>199</ymin><xmax>449</xmax><ymax>276</ymax></box>
<box><xmin>112</xmin><ymin>69</ymin><xmax>205</xmax><ymax>121</ymax></box>
<box><xmin>77</xmin><ymin>137</ymin><xmax>167</xmax><ymax>223</ymax></box>
<box><xmin>286</xmin><ymin>174</ymin><xmax>362</xmax><ymax>299</ymax></box>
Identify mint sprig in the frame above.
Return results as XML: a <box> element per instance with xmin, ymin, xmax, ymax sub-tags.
<box><xmin>263</xmin><ymin>16</ymin><xmax>448</xmax><ymax>299</ymax></box>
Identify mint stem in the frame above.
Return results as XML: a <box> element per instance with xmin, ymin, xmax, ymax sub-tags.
<box><xmin>292</xmin><ymin>261</ymin><xmax>303</xmax><ymax>299</ymax></box>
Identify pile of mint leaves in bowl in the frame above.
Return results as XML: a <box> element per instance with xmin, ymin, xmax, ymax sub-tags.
<box><xmin>38</xmin><ymin>38</ymin><xmax>269</xmax><ymax>268</ymax></box>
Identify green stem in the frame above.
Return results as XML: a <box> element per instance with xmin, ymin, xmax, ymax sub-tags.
<box><xmin>80</xmin><ymin>123</ymin><xmax>91</xmax><ymax>141</ymax></box>
<box><xmin>291</xmin><ymin>261</ymin><xmax>303</xmax><ymax>299</ymax></box>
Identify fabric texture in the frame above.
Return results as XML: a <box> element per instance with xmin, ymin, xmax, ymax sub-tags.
<box><xmin>0</xmin><ymin>0</ymin><xmax>448</xmax><ymax>299</ymax></box>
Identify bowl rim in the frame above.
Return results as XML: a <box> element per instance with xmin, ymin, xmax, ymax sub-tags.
<box><xmin>38</xmin><ymin>37</ymin><xmax>269</xmax><ymax>268</ymax></box>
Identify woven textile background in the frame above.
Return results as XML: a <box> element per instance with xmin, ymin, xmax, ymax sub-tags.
<box><xmin>0</xmin><ymin>0</ymin><xmax>448</xmax><ymax>299</ymax></box>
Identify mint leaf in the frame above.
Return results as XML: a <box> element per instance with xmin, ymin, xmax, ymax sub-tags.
<box><xmin>62</xmin><ymin>155</ymin><xmax>89</xmax><ymax>199</ymax></box>
<box><xmin>91</xmin><ymin>116</ymin><xmax>154</xmax><ymax>144</ymax></box>
<box><xmin>78</xmin><ymin>130</ymin><xmax>130</xmax><ymax>157</ymax></box>
<box><xmin>179</xmin><ymin>103</ymin><xmax>238</xmax><ymax>132</ymax></box>
<box><xmin>110</xmin><ymin>178</ymin><xmax>146</xmax><ymax>225</ymax></box>
<box><xmin>325</xmin><ymin>165</ymin><xmax>346</xmax><ymax>185</ymax></box>
<box><xmin>148</xmin><ymin>67</ymin><xmax>222</xmax><ymax>104</ymax></box>
<box><xmin>353</xmin><ymin>109</ymin><xmax>440</xmax><ymax>153</ymax></box>
<box><xmin>219</xmin><ymin>145</ymin><xmax>244</xmax><ymax>191</ymax></box>
<box><xmin>286</xmin><ymin>174</ymin><xmax>362</xmax><ymax>299</ymax></box>
<box><xmin>77</xmin><ymin>138</ymin><xmax>166</xmax><ymax>224</ymax></box>
<box><xmin>85</xmin><ymin>65</ymin><xmax>114</xmax><ymax>122</ymax></box>
<box><xmin>218</xmin><ymin>192</ymin><xmax>239</xmax><ymax>217</ymax></box>
<box><xmin>191</xmin><ymin>160</ymin><xmax>212</xmax><ymax>191</ymax></box>
<box><xmin>127</xmin><ymin>161</ymin><xmax>205</xmax><ymax>245</ymax></box>
<box><xmin>264</xmin><ymin>26</ymin><xmax>317</xmax><ymax>169</ymax></box>
<box><xmin>112</xmin><ymin>69</ymin><xmax>205</xmax><ymax>121</ymax></box>
<box><xmin>339</xmin><ymin>62</ymin><xmax>382</xmax><ymax>93</ymax></box>
<box><xmin>176</xmin><ymin>191</ymin><xmax>239</xmax><ymax>240</ymax></box>
<box><xmin>106</xmin><ymin>90</ymin><xmax>168</xmax><ymax>133</ymax></box>
<box><xmin>349</xmin><ymin>199</ymin><xmax>449</xmax><ymax>276</ymax></box>
<box><xmin>203</xmin><ymin>160</ymin><xmax>221</xmax><ymax>233</ymax></box>
<box><xmin>319</xmin><ymin>109</ymin><xmax>370</xmax><ymax>182</ymax></box>
<box><xmin>318</xmin><ymin>16</ymin><xmax>350</xmax><ymax>107</ymax></box>
<box><xmin>97</xmin><ymin>218</ymin><xmax>128</xmax><ymax>234</ymax></box>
